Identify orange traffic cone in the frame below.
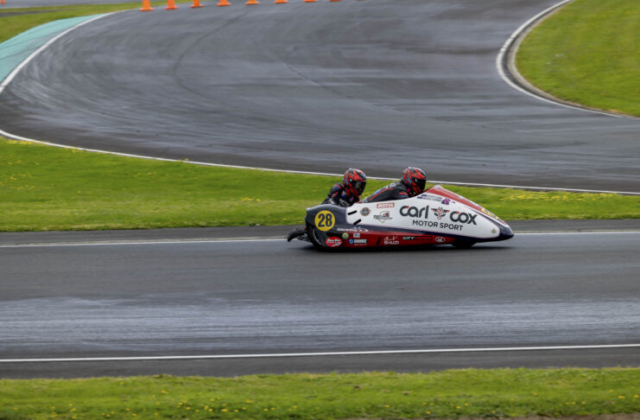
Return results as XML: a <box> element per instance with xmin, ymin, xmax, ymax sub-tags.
<box><xmin>218</xmin><ymin>0</ymin><xmax>230</xmax><ymax>6</ymax></box>
<box><xmin>191</xmin><ymin>0</ymin><xmax>203</xmax><ymax>7</ymax></box>
<box><xmin>274</xmin><ymin>0</ymin><xmax>287</xmax><ymax>4</ymax></box>
<box><xmin>166</xmin><ymin>0</ymin><xmax>178</xmax><ymax>9</ymax></box>
<box><xmin>140</xmin><ymin>0</ymin><xmax>153</xmax><ymax>11</ymax></box>
<box><xmin>305</xmin><ymin>0</ymin><xmax>316</xmax><ymax>3</ymax></box>
<box><xmin>0</xmin><ymin>0</ymin><xmax>5</xmax><ymax>5</ymax></box>
<box><xmin>246</xmin><ymin>0</ymin><xmax>259</xmax><ymax>5</ymax></box>
<box><xmin>329</xmin><ymin>0</ymin><xmax>341</xmax><ymax>2</ymax></box>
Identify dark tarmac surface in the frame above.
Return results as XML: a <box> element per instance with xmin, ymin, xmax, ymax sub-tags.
<box><xmin>1</xmin><ymin>228</ymin><xmax>639</xmax><ymax>378</ymax></box>
<box><xmin>0</xmin><ymin>0</ymin><xmax>639</xmax><ymax>192</ymax></box>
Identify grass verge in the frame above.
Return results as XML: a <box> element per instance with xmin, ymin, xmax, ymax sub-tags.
<box><xmin>516</xmin><ymin>0</ymin><xmax>640</xmax><ymax>116</ymax></box>
<box><xmin>1</xmin><ymin>138</ymin><xmax>639</xmax><ymax>232</ymax></box>
<box><xmin>1</xmin><ymin>369</ymin><xmax>640</xmax><ymax>419</ymax></box>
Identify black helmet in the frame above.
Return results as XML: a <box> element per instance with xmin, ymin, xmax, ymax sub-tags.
<box><xmin>401</xmin><ymin>167</ymin><xmax>427</xmax><ymax>196</ymax></box>
<box><xmin>343</xmin><ymin>168</ymin><xmax>367</xmax><ymax>196</ymax></box>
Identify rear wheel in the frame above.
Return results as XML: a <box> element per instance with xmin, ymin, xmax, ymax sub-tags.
<box><xmin>453</xmin><ymin>240</ymin><xmax>476</xmax><ymax>249</ymax></box>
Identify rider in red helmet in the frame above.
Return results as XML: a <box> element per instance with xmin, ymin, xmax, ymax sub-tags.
<box><xmin>323</xmin><ymin>168</ymin><xmax>367</xmax><ymax>207</ymax></box>
<box><xmin>361</xmin><ymin>167</ymin><xmax>426</xmax><ymax>203</ymax></box>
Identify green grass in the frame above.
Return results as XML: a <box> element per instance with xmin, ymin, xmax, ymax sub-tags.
<box><xmin>517</xmin><ymin>0</ymin><xmax>640</xmax><ymax>116</ymax></box>
<box><xmin>1</xmin><ymin>369</ymin><xmax>640</xmax><ymax>419</ymax></box>
<box><xmin>1</xmin><ymin>6</ymin><xmax>639</xmax><ymax>232</ymax></box>
<box><xmin>1</xmin><ymin>138</ymin><xmax>639</xmax><ymax>232</ymax></box>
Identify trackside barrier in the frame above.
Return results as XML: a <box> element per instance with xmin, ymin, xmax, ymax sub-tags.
<box><xmin>166</xmin><ymin>0</ymin><xmax>178</xmax><ymax>9</ymax></box>
<box><xmin>140</xmin><ymin>0</ymin><xmax>153</xmax><ymax>11</ymax></box>
<box><xmin>191</xmin><ymin>0</ymin><xmax>204</xmax><ymax>7</ymax></box>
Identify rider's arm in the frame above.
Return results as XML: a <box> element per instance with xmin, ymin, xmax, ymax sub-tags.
<box><xmin>322</xmin><ymin>184</ymin><xmax>343</xmax><ymax>205</ymax></box>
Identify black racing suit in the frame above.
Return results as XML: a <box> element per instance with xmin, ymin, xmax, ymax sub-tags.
<box><xmin>322</xmin><ymin>183</ymin><xmax>360</xmax><ymax>207</ymax></box>
<box><xmin>360</xmin><ymin>181</ymin><xmax>412</xmax><ymax>203</ymax></box>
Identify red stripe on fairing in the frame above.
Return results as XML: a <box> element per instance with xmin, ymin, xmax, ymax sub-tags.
<box><xmin>427</xmin><ymin>185</ymin><xmax>483</xmax><ymax>212</ymax></box>
<box><xmin>341</xmin><ymin>230</ymin><xmax>453</xmax><ymax>248</ymax></box>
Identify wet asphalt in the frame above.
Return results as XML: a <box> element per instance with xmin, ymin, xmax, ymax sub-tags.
<box><xmin>1</xmin><ymin>228</ymin><xmax>639</xmax><ymax>378</ymax></box>
<box><xmin>0</xmin><ymin>0</ymin><xmax>639</xmax><ymax>192</ymax></box>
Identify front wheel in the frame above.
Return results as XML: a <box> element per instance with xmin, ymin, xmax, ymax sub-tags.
<box><xmin>306</xmin><ymin>223</ymin><xmax>326</xmax><ymax>250</ymax></box>
<box><xmin>452</xmin><ymin>240</ymin><xmax>476</xmax><ymax>249</ymax></box>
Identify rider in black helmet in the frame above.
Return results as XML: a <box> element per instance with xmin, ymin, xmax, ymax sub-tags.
<box><xmin>287</xmin><ymin>168</ymin><xmax>367</xmax><ymax>242</ymax></box>
<box><xmin>361</xmin><ymin>167</ymin><xmax>427</xmax><ymax>203</ymax></box>
<box><xmin>323</xmin><ymin>168</ymin><xmax>367</xmax><ymax>207</ymax></box>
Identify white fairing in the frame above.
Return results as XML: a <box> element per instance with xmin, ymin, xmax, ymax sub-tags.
<box><xmin>347</xmin><ymin>193</ymin><xmax>501</xmax><ymax>240</ymax></box>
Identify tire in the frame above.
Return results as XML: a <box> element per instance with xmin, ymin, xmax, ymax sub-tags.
<box><xmin>306</xmin><ymin>224</ymin><xmax>326</xmax><ymax>250</ymax></box>
<box><xmin>452</xmin><ymin>240</ymin><xmax>476</xmax><ymax>249</ymax></box>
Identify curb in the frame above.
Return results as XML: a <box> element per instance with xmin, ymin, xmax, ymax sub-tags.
<box><xmin>497</xmin><ymin>0</ymin><xmax>637</xmax><ymax>119</ymax></box>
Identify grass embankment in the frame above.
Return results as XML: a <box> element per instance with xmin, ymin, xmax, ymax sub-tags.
<box><xmin>517</xmin><ymin>0</ymin><xmax>640</xmax><ymax>116</ymax></box>
<box><xmin>2</xmin><ymin>369</ymin><xmax>640</xmax><ymax>419</ymax></box>
<box><xmin>0</xmin><ymin>1</ymin><xmax>193</xmax><ymax>44</ymax></box>
<box><xmin>1</xmin><ymin>138</ymin><xmax>639</xmax><ymax>232</ymax></box>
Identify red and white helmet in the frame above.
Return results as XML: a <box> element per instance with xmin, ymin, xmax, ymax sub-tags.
<box><xmin>343</xmin><ymin>168</ymin><xmax>367</xmax><ymax>197</ymax></box>
<box><xmin>401</xmin><ymin>167</ymin><xmax>427</xmax><ymax>196</ymax></box>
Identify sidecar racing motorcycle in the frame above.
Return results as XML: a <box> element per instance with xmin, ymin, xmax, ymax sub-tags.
<box><xmin>288</xmin><ymin>185</ymin><xmax>514</xmax><ymax>250</ymax></box>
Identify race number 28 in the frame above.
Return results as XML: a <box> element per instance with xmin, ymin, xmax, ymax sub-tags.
<box><xmin>314</xmin><ymin>211</ymin><xmax>335</xmax><ymax>232</ymax></box>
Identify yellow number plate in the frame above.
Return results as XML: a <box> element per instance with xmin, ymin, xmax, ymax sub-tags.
<box><xmin>314</xmin><ymin>210</ymin><xmax>335</xmax><ymax>232</ymax></box>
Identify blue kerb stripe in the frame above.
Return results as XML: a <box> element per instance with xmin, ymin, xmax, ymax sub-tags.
<box><xmin>0</xmin><ymin>14</ymin><xmax>104</xmax><ymax>84</ymax></box>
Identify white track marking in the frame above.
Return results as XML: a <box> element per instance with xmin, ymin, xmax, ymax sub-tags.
<box><xmin>2</xmin><ymin>343</ymin><xmax>639</xmax><ymax>364</ymax></box>
<box><xmin>0</xmin><ymin>231</ymin><xmax>637</xmax><ymax>248</ymax></box>
<box><xmin>0</xmin><ymin>12</ymin><xmax>638</xmax><ymax>195</ymax></box>
<box><xmin>0</xmin><ymin>13</ymin><xmax>116</xmax><ymax>96</ymax></box>
<box><xmin>496</xmin><ymin>0</ymin><xmax>627</xmax><ymax>118</ymax></box>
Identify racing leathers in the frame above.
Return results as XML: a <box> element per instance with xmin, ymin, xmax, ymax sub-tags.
<box><xmin>360</xmin><ymin>181</ymin><xmax>411</xmax><ymax>203</ymax></box>
<box><xmin>322</xmin><ymin>183</ymin><xmax>360</xmax><ymax>207</ymax></box>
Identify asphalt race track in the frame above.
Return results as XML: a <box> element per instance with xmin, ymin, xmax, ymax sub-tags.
<box><xmin>1</xmin><ymin>1</ymin><xmax>639</xmax><ymax>379</ymax></box>
<box><xmin>1</xmin><ymin>226</ymin><xmax>639</xmax><ymax>378</ymax></box>
<box><xmin>1</xmin><ymin>0</ymin><xmax>639</xmax><ymax>191</ymax></box>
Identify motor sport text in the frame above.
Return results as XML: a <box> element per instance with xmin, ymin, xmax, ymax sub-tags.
<box><xmin>399</xmin><ymin>205</ymin><xmax>477</xmax><ymax>229</ymax></box>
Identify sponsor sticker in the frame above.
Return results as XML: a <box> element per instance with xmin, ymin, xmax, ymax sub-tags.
<box><xmin>449</xmin><ymin>211</ymin><xmax>477</xmax><ymax>225</ymax></box>
<box><xmin>383</xmin><ymin>236</ymin><xmax>399</xmax><ymax>246</ymax></box>
<box><xmin>342</xmin><ymin>233</ymin><xmax>349</xmax><ymax>240</ymax></box>
<box><xmin>417</xmin><ymin>194</ymin><xmax>443</xmax><ymax>202</ymax></box>
<box><xmin>431</xmin><ymin>207</ymin><xmax>450</xmax><ymax>220</ymax></box>
<box><xmin>376</xmin><ymin>203</ymin><xmax>395</xmax><ymax>209</ymax></box>
<box><xmin>491</xmin><ymin>228</ymin><xmax>497</xmax><ymax>234</ymax></box>
<box><xmin>337</xmin><ymin>227</ymin><xmax>369</xmax><ymax>233</ymax></box>
<box><xmin>353</xmin><ymin>233</ymin><xmax>361</xmax><ymax>238</ymax></box>
<box><xmin>314</xmin><ymin>210</ymin><xmax>336</xmax><ymax>232</ymax></box>
<box><xmin>402</xmin><ymin>236</ymin><xmax>415</xmax><ymax>241</ymax></box>
<box><xmin>440</xmin><ymin>223</ymin><xmax>463</xmax><ymax>231</ymax></box>
<box><xmin>353</xmin><ymin>239</ymin><xmax>368</xmax><ymax>245</ymax></box>
<box><xmin>442</xmin><ymin>198</ymin><xmax>451</xmax><ymax>205</ymax></box>
<box><xmin>360</xmin><ymin>207</ymin><xmax>371</xmax><ymax>216</ymax></box>
<box><xmin>325</xmin><ymin>237</ymin><xmax>342</xmax><ymax>248</ymax></box>
<box><xmin>349</xmin><ymin>239</ymin><xmax>354</xmax><ymax>244</ymax></box>
<box><xmin>373</xmin><ymin>211</ymin><xmax>393</xmax><ymax>223</ymax></box>
<box><xmin>400</xmin><ymin>205</ymin><xmax>430</xmax><ymax>219</ymax></box>
<box><xmin>435</xmin><ymin>237</ymin><xmax>446</xmax><ymax>243</ymax></box>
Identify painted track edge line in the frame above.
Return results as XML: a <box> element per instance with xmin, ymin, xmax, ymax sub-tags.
<box><xmin>2</xmin><ymin>344</ymin><xmax>640</xmax><ymax>363</ymax></box>
<box><xmin>0</xmin><ymin>231</ymin><xmax>639</xmax><ymax>248</ymax></box>
<box><xmin>496</xmin><ymin>0</ymin><xmax>633</xmax><ymax>119</ymax></box>
<box><xmin>1</xmin><ymin>129</ymin><xmax>638</xmax><ymax>196</ymax></box>
<box><xmin>0</xmin><ymin>13</ymin><xmax>117</xmax><ymax>95</ymax></box>
<box><xmin>0</xmin><ymin>11</ymin><xmax>638</xmax><ymax>195</ymax></box>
